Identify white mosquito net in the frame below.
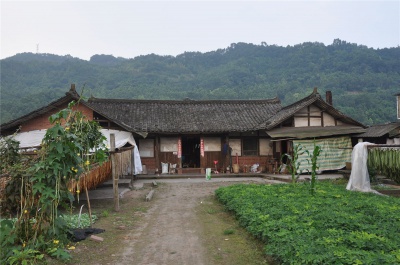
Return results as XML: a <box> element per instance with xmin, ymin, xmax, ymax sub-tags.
<box><xmin>346</xmin><ymin>142</ymin><xmax>380</xmax><ymax>194</ymax></box>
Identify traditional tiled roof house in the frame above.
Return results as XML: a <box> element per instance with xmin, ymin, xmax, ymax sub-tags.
<box><xmin>355</xmin><ymin>123</ymin><xmax>400</xmax><ymax>144</ymax></box>
<box><xmin>1</xmin><ymin>85</ymin><xmax>366</xmax><ymax>174</ymax></box>
<box><xmin>354</xmin><ymin>93</ymin><xmax>400</xmax><ymax>145</ymax></box>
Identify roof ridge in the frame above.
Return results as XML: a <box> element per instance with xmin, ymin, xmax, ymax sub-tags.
<box><xmin>278</xmin><ymin>91</ymin><xmax>319</xmax><ymax>111</ymax></box>
<box><xmin>88</xmin><ymin>97</ymin><xmax>281</xmax><ymax>104</ymax></box>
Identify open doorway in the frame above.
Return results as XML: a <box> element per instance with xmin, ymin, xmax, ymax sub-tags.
<box><xmin>181</xmin><ymin>136</ymin><xmax>200</xmax><ymax>168</ymax></box>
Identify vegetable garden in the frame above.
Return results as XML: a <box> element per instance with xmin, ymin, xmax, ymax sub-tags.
<box><xmin>215</xmin><ymin>182</ymin><xmax>400</xmax><ymax>265</ymax></box>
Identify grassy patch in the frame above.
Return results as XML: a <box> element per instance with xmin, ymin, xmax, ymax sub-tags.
<box><xmin>223</xmin><ymin>229</ymin><xmax>235</xmax><ymax>235</ymax></box>
<box><xmin>215</xmin><ymin>182</ymin><xmax>400</xmax><ymax>265</ymax></box>
<box><xmin>197</xmin><ymin>196</ymin><xmax>271</xmax><ymax>265</ymax></box>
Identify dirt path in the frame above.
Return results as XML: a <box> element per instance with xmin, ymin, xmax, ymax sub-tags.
<box><xmin>117</xmin><ymin>180</ymin><xmax>266</xmax><ymax>265</ymax></box>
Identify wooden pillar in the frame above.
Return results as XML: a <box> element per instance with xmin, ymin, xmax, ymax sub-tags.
<box><xmin>130</xmin><ymin>145</ymin><xmax>135</xmax><ymax>187</ymax></box>
<box><xmin>155</xmin><ymin>136</ymin><xmax>160</xmax><ymax>172</ymax></box>
<box><xmin>110</xmin><ymin>134</ymin><xmax>119</xmax><ymax>212</ymax></box>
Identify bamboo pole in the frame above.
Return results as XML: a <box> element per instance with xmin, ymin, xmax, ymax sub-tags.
<box><xmin>84</xmin><ymin>175</ymin><xmax>93</xmax><ymax>227</ymax></box>
<box><xmin>110</xmin><ymin>134</ymin><xmax>119</xmax><ymax>212</ymax></box>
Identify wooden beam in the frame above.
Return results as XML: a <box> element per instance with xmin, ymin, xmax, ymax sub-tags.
<box><xmin>155</xmin><ymin>137</ymin><xmax>160</xmax><ymax>172</ymax></box>
<box><xmin>110</xmin><ymin>134</ymin><xmax>119</xmax><ymax>212</ymax></box>
<box><xmin>367</xmin><ymin>144</ymin><xmax>400</xmax><ymax>149</ymax></box>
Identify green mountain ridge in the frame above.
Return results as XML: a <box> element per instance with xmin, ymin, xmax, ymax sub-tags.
<box><xmin>1</xmin><ymin>39</ymin><xmax>399</xmax><ymax>126</ymax></box>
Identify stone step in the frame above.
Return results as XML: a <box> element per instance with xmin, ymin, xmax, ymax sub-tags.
<box><xmin>100</xmin><ymin>179</ymin><xmax>131</xmax><ymax>188</ymax></box>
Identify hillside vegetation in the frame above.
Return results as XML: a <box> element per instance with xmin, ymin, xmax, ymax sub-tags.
<box><xmin>1</xmin><ymin>39</ymin><xmax>399</xmax><ymax>125</ymax></box>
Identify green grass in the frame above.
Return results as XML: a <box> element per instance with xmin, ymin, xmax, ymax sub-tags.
<box><xmin>215</xmin><ymin>181</ymin><xmax>400</xmax><ymax>265</ymax></box>
<box><xmin>223</xmin><ymin>229</ymin><xmax>235</xmax><ymax>235</ymax></box>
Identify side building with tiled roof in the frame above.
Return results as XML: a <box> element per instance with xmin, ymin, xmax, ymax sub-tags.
<box><xmin>1</xmin><ymin>85</ymin><xmax>367</xmax><ymax>174</ymax></box>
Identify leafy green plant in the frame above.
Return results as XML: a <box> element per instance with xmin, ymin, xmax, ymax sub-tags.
<box><xmin>0</xmin><ymin>133</ymin><xmax>21</xmax><ymax>173</ymax></box>
<box><xmin>306</xmin><ymin>140</ymin><xmax>322</xmax><ymax>196</ymax></box>
<box><xmin>101</xmin><ymin>210</ymin><xmax>110</xmax><ymax>218</ymax></box>
<box><xmin>7</xmin><ymin>248</ymin><xmax>44</xmax><ymax>265</ymax></box>
<box><xmin>61</xmin><ymin>213</ymin><xmax>98</xmax><ymax>229</ymax></box>
<box><xmin>223</xmin><ymin>229</ymin><xmax>235</xmax><ymax>235</ymax></box>
<box><xmin>280</xmin><ymin>144</ymin><xmax>305</xmax><ymax>184</ymax></box>
<box><xmin>1</xmin><ymin>94</ymin><xmax>108</xmax><ymax>264</ymax></box>
<box><xmin>215</xmin><ymin>182</ymin><xmax>400</xmax><ymax>265</ymax></box>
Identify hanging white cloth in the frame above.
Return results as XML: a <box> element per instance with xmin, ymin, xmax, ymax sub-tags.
<box><xmin>100</xmin><ymin>129</ymin><xmax>142</xmax><ymax>175</ymax></box>
<box><xmin>7</xmin><ymin>130</ymin><xmax>46</xmax><ymax>149</ymax></box>
<box><xmin>6</xmin><ymin>129</ymin><xmax>143</xmax><ymax>175</ymax></box>
<box><xmin>346</xmin><ymin>142</ymin><xmax>380</xmax><ymax>194</ymax></box>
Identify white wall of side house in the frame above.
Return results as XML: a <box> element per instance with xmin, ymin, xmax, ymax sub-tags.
<box><xmin>294</xmin><ymin>117</ymin><xmax>309</xmax><ymax>127</ymax></box>
<box><xmin>294</xmin><ymin>104</ymin><xmax>323</xmax><ymax>127</ymax></box>
<box><xmin>259</xmin><ymin>138</ymin><xmax>272</xmax><ymax>156</ymax></box>
<box><xmin>323</xmin><ymin>112</ymin><xmax>336</xmax><ymax>126</ymax></box>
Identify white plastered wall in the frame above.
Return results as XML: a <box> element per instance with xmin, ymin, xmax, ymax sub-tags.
<box><xmin>259</xmin><ymin>138</ymin><xmax>272</xmax><ymax>156</ymax></box>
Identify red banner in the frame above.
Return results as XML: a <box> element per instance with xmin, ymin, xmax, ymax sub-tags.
<box><xmin>178</xmin><ymin>137</ymin><xmax>182</xmax><ymax>158</ymax></box>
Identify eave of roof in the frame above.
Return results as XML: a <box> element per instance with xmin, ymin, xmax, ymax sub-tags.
<box><xmin>266</xmin><ymin>125</ymin><xmax>366</xmax><ymax>139</ymax></box>
<box><xmin>355</xmin><ymin>122</ymin><xmax>400</xmax><ymax>138</ymax></box>
<box><xmin>0</xmin><ymin>89</ymin><xmax>81</xmax><ymax>133</ymax></box>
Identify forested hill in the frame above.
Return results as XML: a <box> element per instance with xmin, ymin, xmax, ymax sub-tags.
<box><xmin>1</xmin><ymin>39</ymin><xmax>399</xmax><ymax>125</ymax></box>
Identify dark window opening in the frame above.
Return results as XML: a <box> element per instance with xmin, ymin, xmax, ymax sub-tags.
<box><xmin>243</xmin><ymin>138</ymin><xmax>258</xmax><ymax>156</ymax></box>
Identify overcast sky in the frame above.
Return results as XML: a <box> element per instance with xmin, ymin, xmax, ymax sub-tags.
<box><xmin>1</xmin><ymin>0</ymin><xmax>399</xmax><ymax>60</ymax></box>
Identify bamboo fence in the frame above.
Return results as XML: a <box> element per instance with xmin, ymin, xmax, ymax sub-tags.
<box><xmin>68</xmin><ymin>160</ymin><xmax>112</xmax><ymax>193</ymax></box>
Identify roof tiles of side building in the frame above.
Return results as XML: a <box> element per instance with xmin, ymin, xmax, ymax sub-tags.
<box><xmin>87</xmin><ymin>97</ymin><xmax>282</xmax><ymax>133</ymax></box>
<box><xmin>355</xmin><ymin>122</ymin><xmax>400</xmax><ymax>138</ymax></box>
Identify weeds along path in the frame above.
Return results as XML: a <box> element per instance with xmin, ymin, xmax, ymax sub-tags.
<box><xmin>117</xmin><ymin>180</ymin><xmax>264</xmax><ymax>265</ymax></box>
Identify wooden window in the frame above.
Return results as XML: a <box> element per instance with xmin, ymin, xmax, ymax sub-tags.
<box><xmin>243</xmin><ymin>138</ymin><xmax>258</xmax><ymax>156</ymax></box>
<box><xmin>160</xmin><ymin>137</ymin><xmax>178</xmax><ymax>152</ymax></box>
<box><xmin>203</xmin><ymin>137</ymin><xmax>221</xmax><ymax>151</ymax></box>
<box><xmin>139</xmin><ymin>139</ymin><xmax>154</xmax><ymax>157</ymax></box>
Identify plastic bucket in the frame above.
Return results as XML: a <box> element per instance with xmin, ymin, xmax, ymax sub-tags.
<box><xmin>206</xmin><ymin>168</ymin><xmax>212</xmax><ymax>180</ymax></box>
<box><xmin>161</xmin><ymin>162</ymin><xmax>169</xmax><ymax>174</ymax></box>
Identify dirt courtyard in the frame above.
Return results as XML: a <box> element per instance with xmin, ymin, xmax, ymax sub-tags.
<box><xmin>113</xmin><ymin>178</ymin><xmax>271</xmax><ymax>265</ymax></box>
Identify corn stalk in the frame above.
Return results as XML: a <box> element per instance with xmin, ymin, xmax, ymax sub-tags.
<box><xmin>368</xmin><ymin>148</ymin><xmax>400</xmax><ymax>183</ymax></box>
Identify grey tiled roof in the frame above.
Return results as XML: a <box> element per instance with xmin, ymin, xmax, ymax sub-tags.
<box><xmin>260</xmin><ymin>90</ymin><xmax>365</xmax><ymax>130</ymax></box>
<box><xmin>1</xmin><ymin>87</ymin><xmax>367</xmax><ymax>138</ymax></box>
<box><xmin>87</xmin><ymin>97</ymin><xmax>282</xmax><ymax>133</ymax></box>
<box><xmin>355</xmin><ymin>122</ymin><xmax>400</xmax><ymax>138</ymax></box>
